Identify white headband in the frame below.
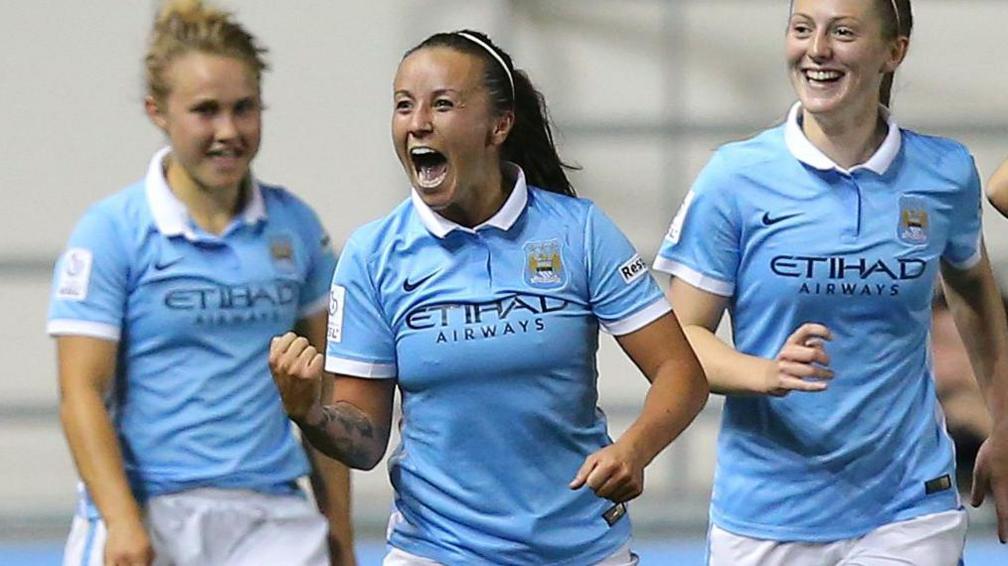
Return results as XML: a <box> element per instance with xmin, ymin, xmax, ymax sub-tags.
<box><xmin>889</xmin><ymin>0</ymin><xmax>902</xmax><ymax>33</ymax></box>
<box><xmin>455</xmin><ymin>31</ymin><xmax>515</xmax><ymax>101</ymax></box>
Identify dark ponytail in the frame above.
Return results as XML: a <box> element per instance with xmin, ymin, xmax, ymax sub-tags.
<box><xmin>404</xmin><ymin>30</ymin><xmax>578</xmax><ymax>197</ymax></box>
<box><xmin>877</xmin><ymin>0</ymin><xmax>913</xmax><ymax>108</ymax></box>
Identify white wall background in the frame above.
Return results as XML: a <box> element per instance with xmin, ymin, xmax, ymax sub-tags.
<box><xmin>2</xmin><ymin>0</ymin><xmax>1007</xmax><ymax>539</ymax></box>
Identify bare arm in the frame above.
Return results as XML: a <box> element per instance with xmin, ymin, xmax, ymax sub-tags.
<box><xmin>57</xmin><ymin>336</ymin><xmax>153</xmax><ymax>565</ymax></box>
<box><xmin>297</xmin><ymin>313</ymin><xmax>357</xmax><ymax>566</ymax></box>
<box><xmin>667</xmin><ymin>277</ymin><xmax>833</xmax><ymax>396</ymax></box>
<box><xmin>941</xmin><ymin>247</ymin><xmax>1008</xmax><ymax>541</ymax></box>
<box><xmin>269</xmin><ymin>333</ymin><xmax>395</xmax><ymax>471</ymax></box>
<box><xmin>570</xmin><ymin>310</ymin><xmax>708</xmax><ymax>502</ymax></box>
<box><xmin>986</xmin><ymin>157</ymin><xmax>1008</xmax><ymax>217</ymax></box>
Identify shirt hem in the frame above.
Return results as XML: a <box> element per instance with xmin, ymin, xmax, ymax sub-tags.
<box><xmin>710</xmin><ymin>496</ymin><xmax>959</xmax><ymax>542</ymax></box>
<box><xmin>388</xmin><ymin>532</ymin><xmax>630</xmax><ymax>566</ymax></box>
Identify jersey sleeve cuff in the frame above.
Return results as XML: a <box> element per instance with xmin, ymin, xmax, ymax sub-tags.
<box><xmin>944</xmin><ymin>251</ymin><xmax>982</xmax><ymax>271</ymax></box>
<box><xmin>298</xmin><ymin>293</ymin><xmax>330</xmax><ymax>319</ymax></box>
<box><xmin>601</xmin><ymin>299</ymin><xmax>672</xmax><ymax>336</ymax></box>
<box><xmin>652</xmin><ymin>257</ymin><xmax>734</xmax><ymax>297</ymax></box>
<box><xmin>47</xmin><ymin>319</ymin><xmax>121</xmax><ymax>341</ymax></box>
<box><xmin>324</xmin><ymin>356</ymin><xmax>396</xmax><ymax>378</ymax></box>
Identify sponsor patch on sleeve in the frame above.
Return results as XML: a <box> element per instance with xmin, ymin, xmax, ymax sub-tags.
<box><xmin>56</xmin><ymin>248</ymin><xmax>93</xmax><ymax>301</ymax></box>
<box><xmin>619</xmin><ymin>254</ymin><xmax>649</xmax><ymax>284</ymax></box>
<box><xmin>666</xmin><ymin>190</ymin><xmax>695</xmax><ymax>245</ymax></box>
<box><xmin>327</xmin><ymin>285</ymin><xmax>346</xmax><ymax>343</ymax></box>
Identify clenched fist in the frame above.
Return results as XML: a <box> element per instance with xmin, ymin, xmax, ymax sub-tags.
<box><xmin>269</xmin><ymin>332</ymin><xmax>324</xmax><ymax>420</ymax></box>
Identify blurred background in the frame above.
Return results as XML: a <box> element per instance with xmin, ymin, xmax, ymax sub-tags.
<box><xmin>2</xmin><ymin>0</ymin><xmax>1007</xmax><ymax>563</ymax></box>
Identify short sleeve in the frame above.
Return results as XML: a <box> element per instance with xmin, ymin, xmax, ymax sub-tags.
<box><xmin>584</xmin><ymin>204</ymin><xmax>670</xmax><ymax>336</ymax></box>
<box><xmin>652</xmin><ymin>154</ymin><xmax>740</xmax><ymax>296</ymax></box>
<box><xmin>324</xmin><ymin>235</ymin><xmax>396</xmax><ymax>378</ymax></box>
<box><xmin>941</xmin><ymin>154</ymin><xmax>982</xmax><ymax>270</ymax></box>
<box><xmin>47</xmin><ymin>208</ymin><xmax>130</xmax><ymax>341</ymax></box>
<box><xmin>296</xmin><ymin>207</ymin><xmax>338</xmax><ymax>319</ymax></box>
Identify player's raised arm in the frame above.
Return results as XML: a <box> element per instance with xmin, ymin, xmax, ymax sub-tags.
<box><xmin>269</xmin><ymin>331</ymin><xmax>395</xmax><ymax>471</ymax></box>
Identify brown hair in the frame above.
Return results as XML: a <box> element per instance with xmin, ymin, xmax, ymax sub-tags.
<box><xmin>876</xmin><ymin>0</ymin><xmax>913</xmax><ymax>107</ymax></box>
<box><xmin>145</xmin><ymin>0</ymin><xmax>268</xmax><ymax>102</ymax></box>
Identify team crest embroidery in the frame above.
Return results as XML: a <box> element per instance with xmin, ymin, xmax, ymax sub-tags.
<box><xmin>898</xmin><ymin>195</ymin><xmax>929</xmax><ymax>245</ymax></box>
<box><xmin>523</xmin><ymin>239</ymin><xmax>566</xmax><ymax>288</ymax></box>
<box><xmin>269</xmin><ymin>233</ymin><xmax>296</xmax><ymax>271</ymax></box>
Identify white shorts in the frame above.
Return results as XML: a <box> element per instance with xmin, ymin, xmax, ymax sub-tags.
<box><xmin>383</xmin><ymin>541</ymin><xmax>638</xmax><ymax>566</ymax></box>
<box><xmin>707</xmin><ymin>509</ymin><xmax>967</xmax><ymax>566</ymax></box>
<box><xmin>63</xmin><ymin>488</ymin><xmax>329</xmax><ymax>566</ymax></box>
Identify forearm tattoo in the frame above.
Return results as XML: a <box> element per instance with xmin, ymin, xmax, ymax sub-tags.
<box><xmin>296</xmin><ymin>401</ymin><xmax>381</xmax><ymax>469</ymax></box>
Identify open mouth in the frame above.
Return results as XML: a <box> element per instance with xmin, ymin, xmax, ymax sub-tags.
<box><xmin>804</xmin><ymin>69</ymin><xmax>843</xmax><ymax>85</ymax></box>
<box><xmin>410</xmin><ymin>147</ymin><xmax>448</xmax><ymax>189</ymax></box>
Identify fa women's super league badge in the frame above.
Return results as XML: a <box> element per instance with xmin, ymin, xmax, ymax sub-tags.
<box><xmin>898</xmin><ymin>195</ymin><xmax>929</xmax><ymax>245</ymax></box>
<box><xmin>524</xmin><ymin>239</ymin><xmax>566</xmax><ymax>288</ymax></box>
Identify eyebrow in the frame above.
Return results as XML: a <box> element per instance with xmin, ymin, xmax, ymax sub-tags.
<box><xmin>393</xmin><ymin>88</ymin><xmax>464</xmax><ymax>98</ymax></box>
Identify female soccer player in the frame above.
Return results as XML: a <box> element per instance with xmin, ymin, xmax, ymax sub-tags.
<box><xmin>48</xmin><ymin>1</ymin><xmax>354</xmax><ymax>564</ymax></box>
<box><xmin>269</xmin><ymin>30</ymin><xmax>708</xmax><ymax>565</ymax></box>
<box><xmin>654</xmin><ymin>0</ymin><xmax>1008</xmax><ymax>564</ymax></box>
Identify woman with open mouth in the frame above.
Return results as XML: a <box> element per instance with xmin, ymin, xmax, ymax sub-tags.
<box><xmin>653</xmin><ymin>0</ymin><xmax>1008</xmax><ymax>564</ymax></box>
<box><xmin>48</xmin><ymin>1</ymin><xmax>354</xmax><ymax>565</ymax></box>
<box><xmin>269</xmin><ymin>29</ymin><xmax>709</xmax><ymax>565</ymax></box>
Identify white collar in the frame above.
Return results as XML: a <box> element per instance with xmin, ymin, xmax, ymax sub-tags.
<box><xmin>784</xmin><ymin>102</ymin><xmax>901</xmax><ymax>175</ymax></box>
<box><xmin>410</xmin><ymin>162</ymin><xmax>528</xmax><ymax>238</ymax></box>
<box><xmin>144</xmin><ymin>146</ymin><xmax>266</xmax><ymax>239</ymax></box>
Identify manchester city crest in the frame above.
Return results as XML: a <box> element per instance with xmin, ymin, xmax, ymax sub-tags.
<box><xmin>897</xmin><ymin>195</ymin><xmax>929</xmax><ymax>245</ymax></box>
<box><xmin>268</xmin><ymin>232</ymin><xmax>296</xmax><ymax>272</ymax></box>
<box><xmin>523</xmin><ymin>239</ymin><xmax>566</xmax><ymax>288</ymax></box>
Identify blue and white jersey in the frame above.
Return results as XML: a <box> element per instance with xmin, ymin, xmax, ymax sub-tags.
<box><xmin>325</xmin><ymin>165</ymin><xmax>669</xmax><ymax>565</ymax></box>
<box><xmin>48</xmin><ymin>147</ymin><xmax>336</xmax><ymax>514</ymax></box>
<box><xmin>655</xmin><ymin>103</ymin><xmax>981</xmax><ymax>541</ymax></box>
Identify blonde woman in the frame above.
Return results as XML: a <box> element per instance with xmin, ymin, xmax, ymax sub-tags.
<box><xmin>48</xmin><ymin>1</ymin><xmax>353</xmax><ymax>564</ymax></box>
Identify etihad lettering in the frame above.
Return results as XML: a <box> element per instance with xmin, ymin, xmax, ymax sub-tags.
<box><xmin>770</xmin><ymin>256</ymin><xmax>926</xmax><ymax>280</ymax></box>
<box><xmin>406</xmin><ymin>294</ymin><xmax>568</xmax><ymax>330</ymax></box>
<box><xmin>164</xmin><ymin>281</ymin><xmax>298</xmax><ymax>310</ymax></box>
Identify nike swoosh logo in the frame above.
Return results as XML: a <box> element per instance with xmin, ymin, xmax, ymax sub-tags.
<box><xmin>403</xmin><ymin>271</ymin><xmax>438</xmax><ymax>292</ymax></box>
<box><xmin>154</xmin><ymin>257</ymin><xmax>182</xmax><ymax>271</ymax></box>
<box><xmin>762</xmin><ymin>212</ymin><xmax>800</xmax><ymax>226</ymax></box>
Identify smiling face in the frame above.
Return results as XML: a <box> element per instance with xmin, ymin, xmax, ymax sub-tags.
<box><xmin>787</xmin><ymin>0</ymin><xmax>907</xmax><ymax>121</ymax></box>
<box><xmin>391</xmin><ymin>47</ymin><xmax>512</xmax><ymax>218</ymax></box>
<box><xmin>146</xmin><ymin>51</ymin><xmax>262</xmax><ymax>195</ymax></box>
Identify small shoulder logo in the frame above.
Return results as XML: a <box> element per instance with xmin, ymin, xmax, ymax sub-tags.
<box><xmin>523</xmin><ymin>239</ymin><xmax>566</xmax><ymax>288</ymax></box>
<box><xmin>762</xmin><ymin>212</ymin><xmax>800</xmax><ymax>226</ymax></box>
<box><xmin>56</xmin><ymin>248</ymin><xmax>93</xmax><ymax>301</ymax></box>
<box><xmin>403</xmin><ymin>271</ymin><xmax>438</xmax><ymax>292</ymax></box>
<box><xmin>898</xmin><ymin>195</ymin><xmax>929</xmax><ymax>245</ymax></box>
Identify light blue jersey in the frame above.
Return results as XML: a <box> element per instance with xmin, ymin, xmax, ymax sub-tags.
<box><xmin>655</xmin><ymin>104</ymin><xmax>980</xmax><ymax>541</ymax></box>
<box><xmin>48</xmin><ymin>148</ymin><xmax>336</xmax><ymax>515</ymax></box>
<box><xmin>325</xmin><ymin>165</ymin><xmax>669</xmax><ymax>565</ymax></box>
